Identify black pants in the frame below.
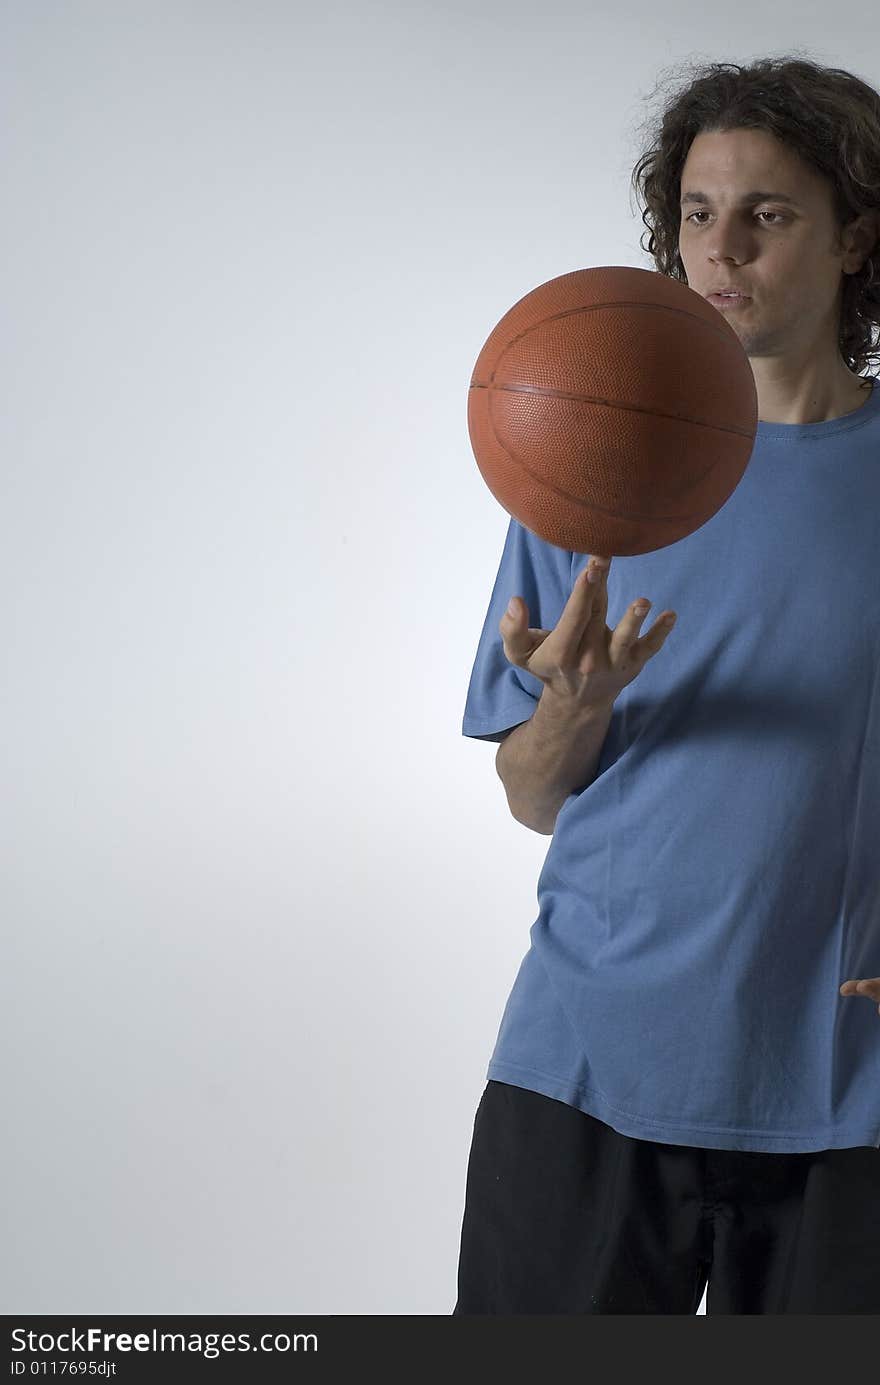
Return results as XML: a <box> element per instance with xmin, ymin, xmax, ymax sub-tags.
<box><xmin>453</xmin><ymin>1080</ymin><xmax>880</xmax><ymax>1314</ymax></box>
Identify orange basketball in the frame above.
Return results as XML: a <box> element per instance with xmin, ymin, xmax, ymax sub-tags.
<box><xmin>467</xmin><ymin>265</ymin><xmax>758</xmax><ymax>555</ymax></box>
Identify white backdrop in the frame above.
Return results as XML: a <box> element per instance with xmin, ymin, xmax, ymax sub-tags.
<box><xmin>4</xmin><ymin>0</ymin><xmax>878</xmax><ymax>1315</ymax></box>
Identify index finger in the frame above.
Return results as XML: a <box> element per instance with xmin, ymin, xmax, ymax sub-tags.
<box><xmin>577</xmin><ymin>554</ymin><xmax>612</xmax><ymax>588</ymax></box>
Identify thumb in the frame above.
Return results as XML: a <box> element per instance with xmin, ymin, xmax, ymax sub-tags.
<box><xmin>499</xmin><ymin>596</ymin><xmax>525</xmax><ymax>650</ymax></box>
<box><xmin>501</xmin><ymin>595</ymin><xmax>524</xmax><ymax>626</ymax></box>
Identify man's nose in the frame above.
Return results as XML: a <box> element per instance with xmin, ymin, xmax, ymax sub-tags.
<box><xmin>705</xmin><ymin>214</ymin><xmax>751</xmax><ymax>262</ymax></box>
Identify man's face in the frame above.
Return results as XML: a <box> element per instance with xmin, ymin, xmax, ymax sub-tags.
<box><xmin>678</xmin><ymin>127</ymin><xmax>852</xmax><ymax>362</ymax></box>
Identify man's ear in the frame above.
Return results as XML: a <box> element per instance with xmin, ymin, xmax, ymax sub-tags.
<box><xmin>840</xmin><ymin>210</ymin><xmax>880</xmax><ymax>275</ymax></box>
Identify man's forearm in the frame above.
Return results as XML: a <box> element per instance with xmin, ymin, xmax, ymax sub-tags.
<box><xmin>496</xmin><ymin>688</ymin><xmax>614</xmax><ymax>834</ymax></box>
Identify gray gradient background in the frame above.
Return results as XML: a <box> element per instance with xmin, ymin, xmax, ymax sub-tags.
<box><xmin>4</xmin><ymin>0</ymin><xmax>878</xmax><ymax>1316</ymax></box>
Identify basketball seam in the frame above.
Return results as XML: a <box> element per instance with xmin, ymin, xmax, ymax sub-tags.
<box><xmin>483</xmin><ymin>297</ymin><xmax>740</xmax><ymax>357</ymax></box>
<box><xmin>470</xmin><ymin>383</ymin><xmax>755</xmax><ymax>440</ymax></box>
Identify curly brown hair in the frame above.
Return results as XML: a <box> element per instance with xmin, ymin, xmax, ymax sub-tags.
<box><xmin>628</xmin><ymin>53</ymin><xmax>880</xmax><ymax>388</ymax></box>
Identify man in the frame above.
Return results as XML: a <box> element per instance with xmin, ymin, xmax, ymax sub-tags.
<box><xmin>454</xmin><ymin>55</ymin><xmax>880</xmax><ymax>1314</ymax></box>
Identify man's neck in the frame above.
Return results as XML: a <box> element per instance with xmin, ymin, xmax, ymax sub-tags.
<box><xmin>753</xmin><ymin>362</ymin><xmax>871</xmax><ymax>425</ymax></box>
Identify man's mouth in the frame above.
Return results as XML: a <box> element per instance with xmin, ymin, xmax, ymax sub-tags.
<box><xmin>708</xmin><ymin>293</ymin><xmax>751</xmax><ymax>309</ymax></box>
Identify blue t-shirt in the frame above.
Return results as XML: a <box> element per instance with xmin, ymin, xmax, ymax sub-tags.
<box><xmin>462</xmin><ymin>378</ymin><xmax>880</xmax><ymax>1153</ymax></box>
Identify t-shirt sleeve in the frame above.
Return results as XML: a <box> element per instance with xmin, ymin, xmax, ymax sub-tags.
<box><xmin>462</xmin><ymin>517</ymin><xmax>581</xmax><ymax>742</ymax></box>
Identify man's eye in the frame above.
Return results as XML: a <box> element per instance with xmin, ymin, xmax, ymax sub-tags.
<box><xmin>685</xmin><ymin>210</ymin><xmax>785</xmax><ymax>225</ymax></box>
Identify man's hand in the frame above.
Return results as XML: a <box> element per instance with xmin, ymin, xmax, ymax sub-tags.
<box><xmin>500</xmin><ymin>554</ymin><xmax>677</xmax><ymax>714</ymax></box>
<box><xmin>839</xmin><ymin>977</ymin><xmax>880</xmax><ymax>1014</ymax></box>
